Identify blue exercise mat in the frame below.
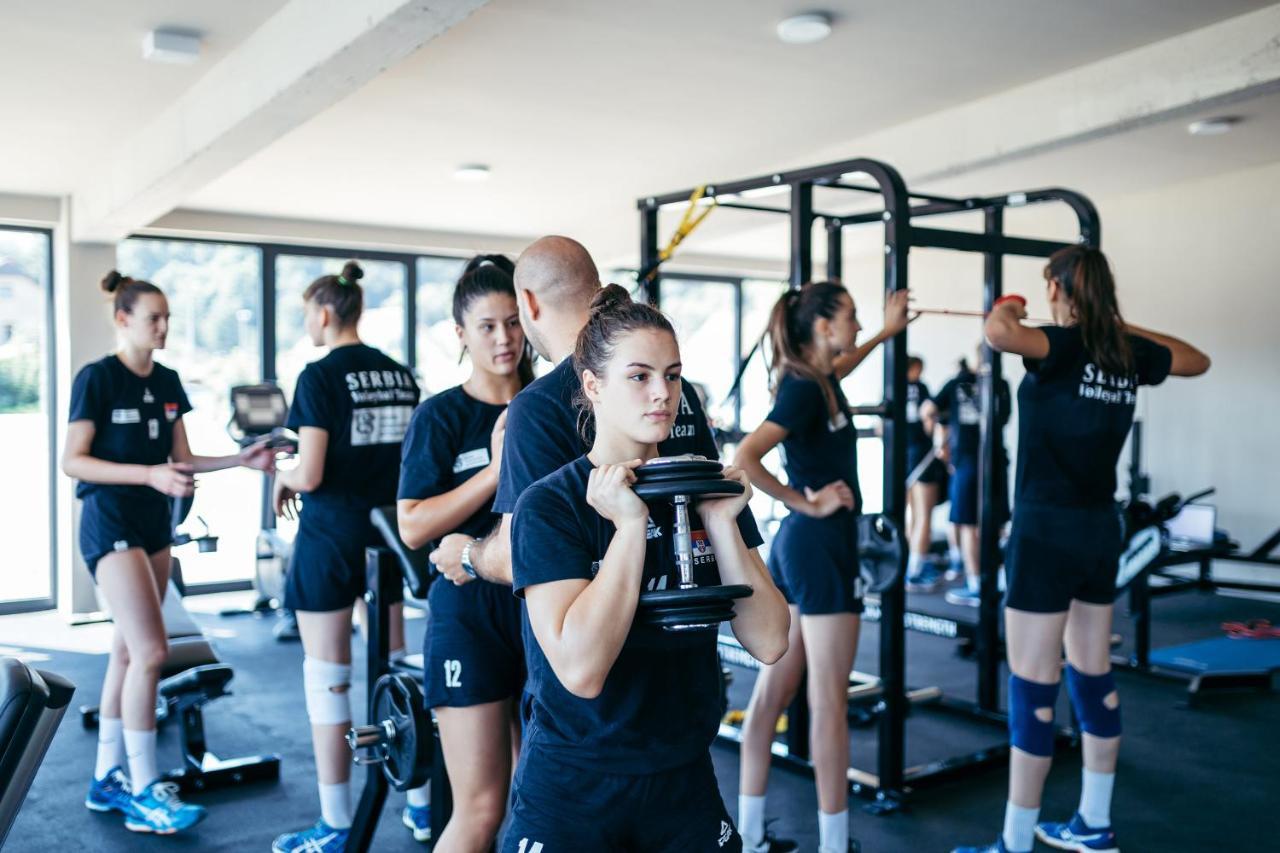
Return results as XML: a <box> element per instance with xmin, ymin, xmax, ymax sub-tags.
<box><xmin>1149</xmin><ymin>636</ymin><xmax>1280</xmax><ymax>675</ymax></box>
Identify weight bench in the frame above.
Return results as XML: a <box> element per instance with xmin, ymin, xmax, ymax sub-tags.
<box><xmin>349</xmin><ymin>507</ymin><xmax>451</xmax><ymax>853</ymax></box>
<box><xmin>0</xmin><ymin>658</ymin><xmax>75</xmax><ymax>846</ymax></box>
<box><xmin>80</xmin><ymin>561</ymin><xmax>281</xmax><ymax>793</ymax></box>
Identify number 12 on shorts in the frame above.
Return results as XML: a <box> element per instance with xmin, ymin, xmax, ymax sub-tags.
<box><xmin>517</xmin><ymin>839</ymin><xmax>544</xmax><ymax>853</ymax></box>
<box><xmin>443</xmin><ymin>659</ymin><xmax>462</xmax><ymax>688</ymax></box>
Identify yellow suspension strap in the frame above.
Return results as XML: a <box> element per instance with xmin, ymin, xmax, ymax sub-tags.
<box><xmin>637</xmin><ymin>184</ymin><xmax>716</xmax><ymax>288</ymax></box>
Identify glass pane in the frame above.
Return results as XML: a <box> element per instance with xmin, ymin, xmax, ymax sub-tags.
<box><xmin>415</xmin><ymin>256</ymin><xmax>468</xmax><ymax>395</ymax></box>
<box><xmin>117</xmin><ymin>238</ymin><xmax>264</xmax><ymax>585</ymax></box>
<box><xmin>0</xmin><ymin>229</ymin><xmax>52</xmax><ymax>603</ymax></box>
<box><xmin>275</xmin><ymin>255</ymin><xmax>408</xmax><ymax>393</ymax></box>
<box><xmin>660</xmin><ymin>278</ymin><xmax>737</xmax><ymax>427</ymax></box>
<box><xmin>739</xmin><ymin>279</ymin><xmax>789</xmax><ymax>433</ymax></box>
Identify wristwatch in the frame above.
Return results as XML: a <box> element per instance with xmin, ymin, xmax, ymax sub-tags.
<box><xmin>460</xmin><ymin>539</ymin><xmax>478</xmax><ymax>579</ymax></box>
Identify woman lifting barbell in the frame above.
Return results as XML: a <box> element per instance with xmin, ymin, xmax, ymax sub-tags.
<box><xmin>504</xmin><ymin>284</ymin><xmax>790</xmax><ymax>852</ymax></box>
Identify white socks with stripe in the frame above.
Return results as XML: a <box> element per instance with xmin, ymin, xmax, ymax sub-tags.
<box><xmin>95</xmin><ymin>717</ymin><xmax>127</xmax><ymax>780</ymax></box>
<box><xmin>1079</xmin><ymin>768</ymin><xmax>1115</xmax><ymax>828</ymax></box>
<box><xmin>319</xmin><ymin>781</ymin><xmax>352</xmax><ymax>830</ymax></box>
<box><xmin>124</xmin><ymin>728</ymin><xmax>159</xmax><ymax>793</ymax></box>
<box><xmin>1002</xmin><ymin>802</ymin><xmax>1039</xmax><ymax>852</ymax></box>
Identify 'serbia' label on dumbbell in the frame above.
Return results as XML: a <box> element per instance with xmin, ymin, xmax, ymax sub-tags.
<box><xmin>690</xmin><ymin>528</ymin><xmax>717</xmax><ymax>566</ymax></box>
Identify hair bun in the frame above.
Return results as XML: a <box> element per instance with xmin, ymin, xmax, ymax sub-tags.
<box><xmin>101</xmin><ymin>270</ymin><xmax>126</xmax><ymax>294</ymax></box>
<box><xmin>590</xmin><ymin>283</ymin><xmax>632</xmax><ymax>315</ymax></box>
<box><xmin>463</xmin><ymin>254</ymin><xmax>514</xmax><ymax>277</ymax></box>
<box><xmin>340</xmin><ymin>261</ymin><xmax>364</xmax><ymax>282</ymax></box>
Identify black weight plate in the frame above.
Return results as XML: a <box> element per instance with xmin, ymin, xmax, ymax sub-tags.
<box><xmin>633</xmin><ymin>478</ymin><xmax>745</xmax><ymax>501</ymax></box>
<box><xmin>640</xmin><ymin>584</ymin><xmax>752</xmax><ymax>608</ymax></box>
<box><xmin>640</xmin><ymin>604</ymin><xmax>736</xmax><ymax>624</ymax></box>
<box><xmin>857</xmin><ymin>513</ymin><xmax>905</xmax><ymax>594</ymax></box>
<box><xmin>635</xmin><ymin>455</ymin><xmax>719</xmax><ymax>476</ymax></box>
<box><xmin>634</xmin><ymin>463</ymin><xmax>725</xmax><ymax>483</ymax></box>
<box><xmin>371</xmin><ymin>673</ymin><xmax>431</xmax><ymax>791</ymax></box>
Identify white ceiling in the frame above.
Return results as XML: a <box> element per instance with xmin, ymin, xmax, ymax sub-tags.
<box><xmin>1</xmin><ymin>0</ymin><xmax>1276</xmax><ymax>262</ymax></box>
<box><xmin>0</xmin><ymin>0</ymin><xmax>290</xmax><ymax>195</ymax></box>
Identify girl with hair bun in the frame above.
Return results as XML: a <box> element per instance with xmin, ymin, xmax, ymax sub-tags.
<box><xmin>733</xmin><ymin>281</ymin><xmax>909</xmax><ymax>853</ymax></box>
<box><xmin>504</xmin><ymin>284</ymin><xmax>790</xmax><ymax>852</ymax></box>
<box><xmin>954</xmin><ymin>246</ymin><xmax>1209</xmax><ymax>853</ymax></box>
<box><xmin>394</xmin><ymin>253</ymin><xmax>532</xmax><ymax>849</ymax></box>
<box><xmin>63</xmin><ymin>271</ymin><xmax>275</xmax><ymax>834</ymax></box>
<box><xmin>272</xmin><ymin>261</ymin><xmax>422</xmax><ymax>853</ymax></box>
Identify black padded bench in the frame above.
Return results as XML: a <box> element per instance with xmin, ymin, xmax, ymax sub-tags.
<box><xmin>0</xmin><ymin>657</ymin><xmax>75</xmax><ymax>846</ymax></box>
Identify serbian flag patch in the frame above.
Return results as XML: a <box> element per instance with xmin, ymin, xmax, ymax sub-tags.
<box><xmin>164</xmin><ymin>403</ymin><xmax>179</xmax><ymax>421</ymax></box>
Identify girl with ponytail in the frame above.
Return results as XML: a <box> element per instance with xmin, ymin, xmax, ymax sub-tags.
<box><xmin>504</xmin><ymin>284</ymin><xmax>789</xmax><ymax>851</ymax></box>
<box><xmin>734</xmin><ymin>281</ymin><xmax>909</xmax><ymax>853</ymax></box>
<box><xmin>955</xmin><ymin>246</ymin><xmax>1209</xmax><ymax>853</ymax></box>
<box><xmin>394</xmin><ymin>253</ymin><xmax>531</xmax><ymax>849</ymax></box>
<box><xmin>63</xmin><ymin>271</ymin><xmax>274</xmax><ymax>834</ymax></box>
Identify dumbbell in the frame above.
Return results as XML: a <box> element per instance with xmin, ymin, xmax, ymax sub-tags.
<box><xmin>630</xmin><ymin>455</ymin><xmax>753</xmax><ymax>632</ymax></box>
<box><xmin>346</xmin><ymin>673</ymin><xmax>432</xmax><ymax>791</ymax></box>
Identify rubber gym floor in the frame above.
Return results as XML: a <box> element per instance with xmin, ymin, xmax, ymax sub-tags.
<box><xmin>5</xmin><ymin>586</ymin><xmax>1276</xmax><ymax>851</ymax></box>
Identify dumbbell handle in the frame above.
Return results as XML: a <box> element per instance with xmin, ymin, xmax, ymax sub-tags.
<box><xmin>673</xmin><ymin>495</ymin><xmax>695</xmax><ymax>589</ymax></box>
<box><xmin>347</xmin><ymin>720</ymin><xmax>395</xmax><ymax>752</ymax></box>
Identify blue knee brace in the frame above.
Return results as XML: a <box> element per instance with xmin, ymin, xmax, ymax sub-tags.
<box><xmin>1066</xmin><ymin>665</ymin><xmax>1121</xmax><ymax>738</ymax></box>
<box><xmin>1008</xmin><ymin>674</ymin><xmax>1060</xmax><ymax>757</ymax></box>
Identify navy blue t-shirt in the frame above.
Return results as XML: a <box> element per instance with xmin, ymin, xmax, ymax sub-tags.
<box><xmin>905</xmin><ymin>380</ymin><xmax>932</xmax><ymax>457</ymax></box>
<box><xmin>492</xmin><ymin>357</ymin><xmax>721</xmax><ymax>514</ymax></box>
<box><xmin>511</xmin><ymin>455</ymin><xmax>763</xmax><ymax>773</ymax></box>
<box><xmin>68</xmin><ymin>355</ymin><xmax>193</xmax><ymax>501</ymax></box>
<box><xmin>286</xmin><ymin>344</ymin><xmax>420</xmax><ymax>509</ymax></box>
<box><xmin>1016</xmin><ymin>326</ymin><xmax>1171</xmax><ymax>508</ymax></box>
<box><xmin>934</xmin><ymin>367</ymin><xmax>1011</xmax><ymax>464</ymax></box>
<box><xmin>399</xmin><ymin>385</ymin><xmax>505</xmax><ymax>543</ymax></box>
<box><xmin>766</xmin><ymin>373</ymin><xmax>862</xmax><ymax>512</ymax></box>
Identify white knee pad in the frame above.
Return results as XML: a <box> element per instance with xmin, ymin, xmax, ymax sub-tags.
<box><xmin>303</xmin><ymin>657</ymin><xmax>352</xmax><ymax>726</ymax></box>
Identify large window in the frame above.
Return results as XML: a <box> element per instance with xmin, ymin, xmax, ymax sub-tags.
<box><xmin>415</xmin><ymin>256</ymin><xmax>468</xmax><ymax>394</ymax></box>
<box><xmin>0</xmin><ymin>227</ymin><xmax>53</xmax><ymax>610</ymax></box>
<box><xmin>661</xmin><ymin>277</ymin><xmax>738</xmax><ymax>429</ymax></box>
<box><xmin>118</xmin><ymin>238</ymin><xmax>264</xmax><ymax>586</ymax></box>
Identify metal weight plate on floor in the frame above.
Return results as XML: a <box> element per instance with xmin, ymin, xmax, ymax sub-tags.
<box><xmin>371</xmin><ymin>673</ymin><xmax>431</xmax><ymax>791</ymax></box>
<box><xmin>858</xmin><ymin>513</ymin><xmax>904</xmax><ymax>594</ymax></box>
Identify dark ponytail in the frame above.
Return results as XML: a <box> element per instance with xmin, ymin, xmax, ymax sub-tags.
<box><xmin>571</xmin><ymin>283</ymin><xmax>676</xmax><ymax>441</ymax></box>
<box><xmin>101</xmin><ymin>269</ymin><xmax>163</xmax><ymax>316</ymax></box>
<box><xmin>302</xmin><ymin>260</ymin><xmax>364</xmax><ymax>328</ymax></box>
<box><xmin>766</xmin><ymin>280</ymin><xmax>848</xmax><ymax>416</ymax></box>
<box><xmin>452</xmin><ymin>254</ymin><xmax>533</xmax><ymax>386</ymax></box>
<box><xmin>1045</xmin><ymin>247</ymin><xmax>1132</xmax><ymax>375</ymax></box>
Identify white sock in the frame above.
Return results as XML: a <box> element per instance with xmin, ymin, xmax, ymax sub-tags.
<box><xmin>817</xmin><ymin>809</ymin><xmax>849</xmax><ymax>853</ymax></box>
<box><xmin>95</xmin><ymin>717</ymin><xmax>126</xmax><ymax>780</ymax></box>
<box><xmin>739</xmin><ymin>794</ymin><xmax>766</xmax><ymax>848</ymax></box>
<box><xmin>967</xmin><ymin>573</ymin><xmax>980</xmax><ymax>593</ymax></box>
<box><xmin>1002</xmin><ymin>802</ymin><xmax>1039</xmax><ymax>852</ymax></box>
<box><xmin>319</xmin><ymin>781</ymin><xmax>352</xmax><ymax>829</ymax></box>
<box><xmin>406</xmin><ymin>782</ymin><xmax>430</xmax><ymax>808</ymax></box>
<box><xmin>123</xmin><ymin>728</ymin><xmax>159</xmax><ymax>793</ymax></box>
<box><xmin>949</xmin><ymin>546</ymin><xmax>962</xmax><ymax>565</ymax></box>
<box><xmin>907</xmin><ymin>553</ymin><xmax>923</xmax><ymax>577</ymax></box>
<box><xmin>389</xmin><ymin>647</ymin><xmax>407</xmax><ymax>666</ymax></box>
<box><xmin>1078</xmin><ymin>768</ymin><xmax>1115</xmax><ymax>828</ymax></box>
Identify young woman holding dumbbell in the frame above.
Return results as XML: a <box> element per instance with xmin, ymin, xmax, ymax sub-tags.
<box><xmin>733</xmin><ymin>281</ymin><xmax>908</xmax><ymax>853</ymax></box>
<box><xmin>505</xmin><ymin>284</ymin><xmax>790</xmax><ymax>852</ymax></box>
<box><xmin>953</xmin><ymin>246</ymin><xmax>1210</xmax><ymax>853</ymax></box>
<box><xmin>63</xmin><ymin>271</ymin><xmax>274</xmax><ymax>834</ymax></box>
<box><xmin>396</xmin><ymin>255</ymin><xmax>532</xmax><ymax>850</ymax></box>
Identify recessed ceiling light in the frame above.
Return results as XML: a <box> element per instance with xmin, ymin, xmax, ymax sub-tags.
<box><xmin>1187</xmin><ymin>117</ymin><xmax>1240</xmax><ymax>136</ymax></box>
<box><xmin>776</xmin><ymin>12</ymin><xmax>833</xmax><ymax>45</ymax></box>
<box><xmin>454</xmin><ymin>164</ymin><xmax>491</xmax><ymax>182</ymax></box>
<box><xmin>142</xmin><ymin>29</ymin><xmax>202</xmax><ymax>64</ymax></box>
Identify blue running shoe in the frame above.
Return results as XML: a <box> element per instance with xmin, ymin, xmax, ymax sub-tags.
<box><xmin>85</xmin><ymin>766</ymin><xmax>131</xmax><ymax>814</ymax></box>
<box><xmin>402</xmin><ymin>805</ymin><xmax>431</xmax><ymax>842</ymax></box>
<box><xmin>945</xmin><ymin>587</ymin><xmax>981</xmax><ymax>607</ymax></box>
<box><xmin>951</xmin><ymin>840</ymin><xmax>1008</xmax><ymax>853</ymax></box>
<box><xmin>273</xmin><ymin>819</ymin><xmax>349</xmax><ymax>853</ymax></box>
<box><xmin>905</xmin><ymin>564</ymin><xmax>945</xmax><ymax>592</ymax></box>
<box><xmin>1035</xmin><ymin>813</ymin><xmax>1119</xmax><ymax>852</ymax></box>
<box><xmin>124</xmin><ymin>780</ymin><xmax>206</xmax><ymax>834</ymax></box>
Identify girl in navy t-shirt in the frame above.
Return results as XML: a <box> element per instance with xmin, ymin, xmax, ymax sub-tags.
<box><xmin>63</xmin><ymin>271</ymin><xmax>273</xmax><ymax>834</ymax></box>
<box><xmin>953</xmin><ymin>247</ymin><xmax>1209</xmax><ymax>853</ymax></box>
<box><xmin>733</xmin><ymin>281</ymin><xmax>908</xmax><ymax>853</ymax></box>
<box><xmin>505</xmin><ymin>285</ymin><xmax>790</xmax><ymax>852</ymax></box>
<box><xmin>271</xmin><ymin>262</ymin><xmax>421</xmax><ymax>853</ymax></box>
<box><xmin>396</xmin><ymin>255</ymin><xmax>532</xmax><ymax>848</ymax></box>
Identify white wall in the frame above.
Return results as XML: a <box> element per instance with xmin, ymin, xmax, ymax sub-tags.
<box><xmin>836</xmin><ymin>161</ymin><xmax>1280</xmax><ymax>548</ymax></box>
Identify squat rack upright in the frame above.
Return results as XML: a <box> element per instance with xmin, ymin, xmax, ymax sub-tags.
<box><xmin>638</xmin><ymin>157</ymin><xmax>1099</xmax><ymax>807</ymax></box>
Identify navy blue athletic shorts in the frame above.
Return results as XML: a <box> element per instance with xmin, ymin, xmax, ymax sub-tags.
<box><xmin>284</xmin><ymin>504</ymin><xmax>404</xmax><ymax>613</ymax></box>
<box><xmin>79</xmin><ymin>492</ymin><xmax>172</xmax><ymax>578</ymax></box>
<box><xmin>501</xmin><ymin>749</ymin><xmax>741</xmax><ymax>852</ymax></box>
<box><xmin>767</xmin><ymin>512</ymin><xmax>864</xmax><ymax>616</ymax></box>
<box><xmin>948</xmin><ymin>461</ymin><xmax>1008</xmax><ymax>526</ymax></box>
<box><xmin>1005</xmin><ymin>503</ymin><xmax>1123</xmax><ymax>613</ymax></box>
<box><xmin>423</xmin><ymin>577</ymin><xmax>524</xmax><ymax>708</ymax></box>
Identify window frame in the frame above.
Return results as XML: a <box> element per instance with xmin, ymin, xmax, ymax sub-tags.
<box><xmin>0</xmin><ymin>224</ymin><xmax>56</xmax><ymax>615</ymax></box>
